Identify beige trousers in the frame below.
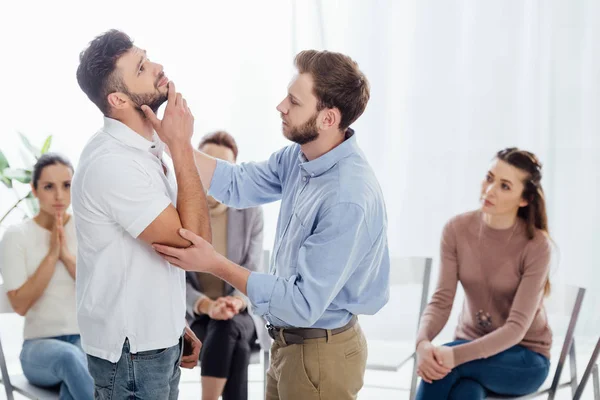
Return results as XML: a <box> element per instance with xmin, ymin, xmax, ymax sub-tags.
<box><xmin>265</xmin><ymin>322</ymin><xmax>368</xmax><ymax>400</ymax></box>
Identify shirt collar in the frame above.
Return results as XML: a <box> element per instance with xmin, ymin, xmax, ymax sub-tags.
<box><xmin>298</xmin><ymin>128</ymin><xmax>358</xmax><ymax>177</ymax></box>
<box><xmin>102</xmin><ymin>117</ymin><xmax>165</xmax><ymax>156</ymax></box>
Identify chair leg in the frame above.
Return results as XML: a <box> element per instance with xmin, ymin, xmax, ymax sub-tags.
<box><xmin>547</xmin><ymin>287</ymin><xmax>585</xmax><ymax>400</ymax></box>
<box><xmin>263</xmin><ymin>349</ymin><xmax>270</xmax><ymax>398</ymax></box>
<box><xmin>593</xmin><ymin>364</ymin><xmax>599</xmax><ymax>400</ymax></box>
<box><xmin>570</xmin><ymin>340</ymin><xmax>579</xmax><ymax>397</ymax></box>
<box><xmin>573</xmin><ymin>337</ymin><xmax>600</xmax><ymax>400</ymax></box>
<box><xmin>0</xmin><ymin>336</ymin><xmax>15</xmax><ymax>400</ymax></box>
<box><xmin>409</xmin><ymin>352</ymin><xmax>418</xmax><ymax>400</ymax></box>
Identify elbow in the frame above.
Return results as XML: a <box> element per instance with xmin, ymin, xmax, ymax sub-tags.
<box><xmin>12</xmin><ymin>303</ymin><xmax>28</xmax><ymax>316</ymax></box>
<box><xmin>6</xmin><ymin>294</ymin><xmax>28</xmax><ymax>316</ymax></box>
<box><xmin>15</xmin><ymin>308</ymin><xmax>27</xmax><ymax>317</ymax></box>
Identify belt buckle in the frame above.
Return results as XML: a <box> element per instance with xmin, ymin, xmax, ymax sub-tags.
<box><xmin>266</xmin><ymin>324</ymin><xmax>277</xmax><ymax>340</ymax></box>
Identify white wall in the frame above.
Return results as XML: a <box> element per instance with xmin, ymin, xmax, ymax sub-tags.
<box><xmin>1</xmin><ymin>0</ymin><xmax>598</xmax><ymax>337</ymax></box>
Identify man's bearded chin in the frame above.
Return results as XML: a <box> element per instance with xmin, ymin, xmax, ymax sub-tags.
<box><xmin>129</xmin><ymin>91</ymin><xmax>168</xmax><ymax>114</ymax></box>
<box><xmin>286</xmin><ymin>113</ymin><xmax>319</xmax><ymax>145</ymax></box>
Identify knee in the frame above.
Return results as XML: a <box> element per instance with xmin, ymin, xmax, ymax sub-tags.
<box><xmin>448</xmin><ymin>379</ymin><xmax>485</xmax><ymax>400</ymax></box>
<box><xmin>57</xmin><ymin>347</ymin><xmax>86</xmax><ymax>371</ymax></box>
<box><xmin>232</xmin><ymin>340</ymin><xmax>252</xmax><ymax>362</ymax></box>
<box><xmin>208</xmin><ymin>319</ymin><xmax>237</xmax><ymax>337</ymax></box>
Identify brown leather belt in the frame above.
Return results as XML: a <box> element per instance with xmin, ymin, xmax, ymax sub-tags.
<box><xmin>267</xmin><ymin>315</ymin><xmax>357</xmax><ymax>345</ymax></box>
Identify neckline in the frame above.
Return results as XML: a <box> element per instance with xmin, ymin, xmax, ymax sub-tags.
<box><xmin>32</xmin><ymin>214</ymin><xmax>72</xmax><ymax>233</ymax></box>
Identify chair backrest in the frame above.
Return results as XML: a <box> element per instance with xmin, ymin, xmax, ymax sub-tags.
<box><xmin>360</xmin><ymin>256</ymin><xmax>432</xmax><ymax>342</ymax></box>
<box><xmin>0</xmin><ymin>284</ymin><xmax>14</xmax><ymax>315</ymax></box>
<box><xmin>389</xmin><ymin>257</ymin><xmax>432</xmax><ymax>286</ymax></box>
<box><xmin>262</xmin><ymin>249</ymin><xmax>271</xmax><ymax>274</ymax></box>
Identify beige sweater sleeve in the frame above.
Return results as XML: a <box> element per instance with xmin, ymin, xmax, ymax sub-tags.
<box><xmin>451</xmin><ymin>235</ymin><xmax>551</xmax><ymax>366</ymax></box>
<box><xmin>415</xmin><ymin>219</ymin><xmax>460</xmax><ymax>347</ymax></box>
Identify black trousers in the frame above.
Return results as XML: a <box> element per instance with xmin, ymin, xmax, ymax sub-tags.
<box><xmin>190</xmin><ymin>311</ymin><xmax>257</xmax><ymax>400</ymax></box>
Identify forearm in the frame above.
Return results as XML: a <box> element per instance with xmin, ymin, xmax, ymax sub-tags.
<box><xmin>61</xmin><ymin>253</ymin><xmax>76</xmax><ymax>280</ymax></box>
<box><xmin>171</xmin><ymin>145</ymin><xmax>212</xmax><ymax>243</ymax></box>
<box><xmin>416</xmin><ymin>304</ymin><xmax>452</xmax><ymax>346</ymax></box>
<box><xmin>9</xmin><ymin>253</ymin><xmax>57</xmax><ymax>315</ymax></box>
<box><xmin>209</xmin><ymin>256</ymin><xmax>251</xmax><ymax>296</ymax></box>
<box><xmin>192</xmin><ymin>149</ymin><xmax>217</xmax><ymax>190</ymax></box>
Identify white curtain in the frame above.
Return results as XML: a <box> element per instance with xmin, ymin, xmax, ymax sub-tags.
<box><xmin>292</xmin><ymin>0</ymin><xmax>600</xmax><ymax>338</ymax></box>
<box><xmin>1</xmin><ymin>0</ymin><xmax>598</xmax><ymax>336</ymax></box>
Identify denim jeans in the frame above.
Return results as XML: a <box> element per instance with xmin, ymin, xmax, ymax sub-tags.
<box><xmin>20</xmin><ymin>334</ymin><xmax>94</xmax><ymax>400</ymax></box>
<box><xmin>416</xmin><ymin>340</ymin><xmax>551</xmax><ymax>400</ymax></box>
<box><xmin>86</xmin><ymin>336</ymin><xmax>184</xmax><ymax>400</ymax></box>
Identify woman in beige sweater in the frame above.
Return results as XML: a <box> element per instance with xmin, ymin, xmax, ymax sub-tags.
<box><xmin>415</xmin><ymin>148</ymin><xmax>553</xmax><ymax>399</ymax></box>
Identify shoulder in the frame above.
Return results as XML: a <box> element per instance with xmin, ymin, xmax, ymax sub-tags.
<box><xmin>524</xmin><ymin>229</ymin><xmax>552</xmax><ymax>258</ymax></box>
<box><xmin>335</xmin><ymin>155</ymin><xmax>385</xmax><ymax>212</ymax></box>
<box><xmin>75</xmin><ymin>152</ymin><xmax>149</xmax><ymax>193</ymax></box>
<box><xmin>446</xmin><ymin>210</ymin><xmax>479</xmax><ymax>231</ymax></box>
<box><xmin>0</xmin><ymin>220</ymin><xmax>35</xmax><ymax>246</ymax></box>
<box><xmin>440</xmin><ymin>210</ymin><xmax>480</xmax><ymax>245</ymax></box>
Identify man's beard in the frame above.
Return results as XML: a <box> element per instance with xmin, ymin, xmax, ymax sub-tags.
<box><xmin>127</xmin><ymin>89</ymin><xmax>167</xmax><ymax>114</ymax></box>
<box><xmin>284</xmin><ymin>113</ymin><xmax>319</xmax><ymax>145</ymax></box>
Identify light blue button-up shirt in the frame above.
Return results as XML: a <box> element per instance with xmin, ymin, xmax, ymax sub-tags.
<box><xmin>209</xmin><ymin>132</ymin><xmax>390</xmax><ymax>329</ymax></box>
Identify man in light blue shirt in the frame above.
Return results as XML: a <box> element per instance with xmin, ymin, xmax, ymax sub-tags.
<box><xmin>149</xmin><ymin>50</ymin><xmax>390</xmax><ymax>400</ymax></box>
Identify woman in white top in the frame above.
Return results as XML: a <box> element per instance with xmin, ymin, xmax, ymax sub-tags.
<box><xmin>0</xmin><ymin>153</ymin><xmax>93</xmax><ymax>400</ymax></box>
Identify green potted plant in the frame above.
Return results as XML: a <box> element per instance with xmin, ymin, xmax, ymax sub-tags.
<box><xmin>0</xmin><ymin>133</ymin><xmax>53</xmax><ymax>227</ymax></box>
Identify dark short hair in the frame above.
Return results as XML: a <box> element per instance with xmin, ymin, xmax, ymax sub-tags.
<box><xmin>198</xmin><ymin>131</ymin><xmax>239</xmax><ymax>161</ymax></box>
<box><xmin>32</xmin><ymin>153</ymin><xmax>74</xmax><ymax>190</ymax></box>
<box><xmin>294</xmin><ymin>50</ymin><xmax>370</xmax><ymax>131</ymax></box>
<box><xmin>76</xmin><ymin>30</ymin><xmax>134</xmax><ymax>115</ymax></box>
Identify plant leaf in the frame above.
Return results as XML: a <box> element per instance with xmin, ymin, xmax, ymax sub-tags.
<box><xmin>0</xmin><ymin>149</ymin><xmax>11</xmax><ymax>188</ymax></box>
<box><xmin>40</xmin><ymin>135</ymin><xmax>53</xmax><ymax>155</ymax></box>
<box><xmin>3</xmin><ymin>168</ymin><xmax>32</xmax><ymax>184</ymax></box>
<box><xmin>0</xmin><ymin>149</ymin><xmax>9</xmax><ymax>170</ymax></box>
<box><xmin>25</xmin><ymin>191</ymin><xmax>39</xmax><ymax>216</ymax></box>
<box><xmin>18</xmin><ymin>132</ymin><xmax>41</xmax><ymax>159</ymax></box>
<box><xmin>0</xmin><ymin>175</ymin><xmax>12</xmax><ymax>188</ymax></box>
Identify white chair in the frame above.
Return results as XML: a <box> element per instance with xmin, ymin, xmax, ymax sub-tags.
<box><xmin>573</xmin><ymin>336</ymin><xmax>600</xmax><ymax>400</ymax></box>
<box><xmin>487</xmin><ymin>285</ymin><xmax>586</xmax><ymax>400</ymax></box>
<box><xmin>362</xmin><ymin>256</ymin><xmax>432</xmax><ymax>400</ymax></box>
<box><xmin>0</xmin><ymin>283</ymin><xmax>59</xmax><ymax>400</ymax></box>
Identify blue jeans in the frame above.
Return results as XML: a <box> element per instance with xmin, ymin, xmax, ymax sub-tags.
<box><xmin>86</xmin><ymin>336</ymin><xmax>184</xmax><ymax>400</ymax></box>
<box><xmin>416</xmin><ymin>340</ymin><xmax>551</xmax><ymax>400</ymax></box>
<box><xmin>20</xmin><ymin>334</ymin><xmax>94</xmax><ymax>400</ymax></box>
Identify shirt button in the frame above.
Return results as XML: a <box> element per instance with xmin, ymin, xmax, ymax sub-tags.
<box><xmin>311</xmin><ymin>173</ymin><xmax>315</xmax><ymax>177</ymax></box>
<box><xmin>302</xmin><ymin>176</ymin><xmax>307</xmax><ymax>182</ymax></box>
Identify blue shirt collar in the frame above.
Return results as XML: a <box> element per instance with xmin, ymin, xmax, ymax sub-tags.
<box><xmin>298</xmin><ymin>128</ymin><xmax>358</xmax><ymax>177</ymax></box>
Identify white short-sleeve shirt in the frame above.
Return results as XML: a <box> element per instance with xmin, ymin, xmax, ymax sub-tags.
<box><xmin>0</xmin><ymin>218</ymin><xmax>78</xmax><ymax>340</ymax></box>
<box><xmin>72</xmin><ymin>117</ymin><xmax>185</xmax><ymax>363</ymax></box>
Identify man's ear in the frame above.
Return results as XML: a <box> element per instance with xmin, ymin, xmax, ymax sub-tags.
<box><xmin>319</xmin><ymin>108</ymin><xmax>341</xmax><ymax>131</ymax></box>
<box><xmin>107</xmin><ymin>92</ymin><xmax>129</xmax><ymax>111</ymax></box>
